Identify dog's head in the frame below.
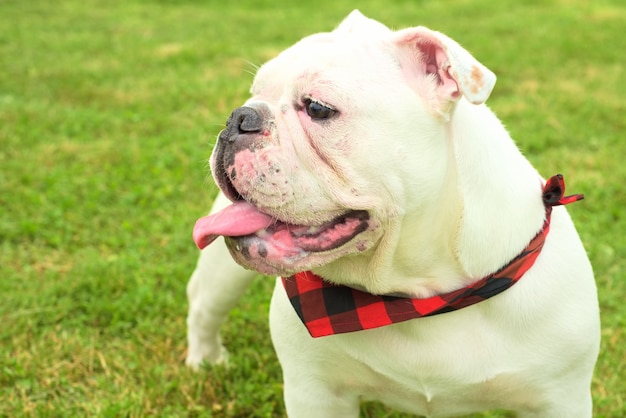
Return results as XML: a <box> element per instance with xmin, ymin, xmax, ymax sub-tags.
<box><xmin>194</xmin><ymin>10</ymin><xmax>495</xmax><ymax>280</ymax></box>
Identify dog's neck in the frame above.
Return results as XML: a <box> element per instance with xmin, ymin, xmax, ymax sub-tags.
<box><xmin>392</xmin><ymin>100</ymin><xmax>547</xmax><ymax>293</ymax></box>
<box><xmin>450</xmin><ymin>99</ymin><xmax>546</xmax><ymax>279</ymax></box>
<box><xmin>284</xmin><ymin>173</ymin><xmax>581</xmax><ymax>337</ymax></box>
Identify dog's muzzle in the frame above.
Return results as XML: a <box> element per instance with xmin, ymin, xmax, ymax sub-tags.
<box><xmin>211</xmin><ymin>106</ymin><xmax>270</xmax><ymax>202</ymax></box>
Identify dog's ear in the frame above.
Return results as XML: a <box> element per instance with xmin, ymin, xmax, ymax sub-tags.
<box><xmin>392</xmin><ymin>27</ymin><xmax>496</xmax><ymax>111</ymax></box>
<box><xmin>335</xmin><ymin>10</ymin><xmax>391</xmax><ymax>36</ymax></box>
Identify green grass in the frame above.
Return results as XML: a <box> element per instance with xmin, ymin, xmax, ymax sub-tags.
<box><xmin>1</xmin><ymin>0</ymin><xmax>624</xmax><ymax>416</ymax></box>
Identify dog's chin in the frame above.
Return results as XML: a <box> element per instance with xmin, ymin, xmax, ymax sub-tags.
<box><xmin>223</xmin><ymin>210</ymin><xmax>373</xmax><ymax>276</ymax></box>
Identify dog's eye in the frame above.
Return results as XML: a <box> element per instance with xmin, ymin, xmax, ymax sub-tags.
<box><xmin>304</xmin><ymin>99</ymin><xmax>336</xmax><ymax>120</ymax></box>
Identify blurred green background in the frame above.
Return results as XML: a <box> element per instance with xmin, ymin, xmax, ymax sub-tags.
<box><xmin>1</xmin><ymin>0</ymin><xmax>624</xmax><ymax>416</ymax></box>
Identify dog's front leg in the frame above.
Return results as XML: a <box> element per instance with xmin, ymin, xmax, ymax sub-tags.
<box><xmin>186</xmin><ymin>193</ymin><xmax>257</xmax><ymax>368</ymax></box>
<box><xmin>270</xmin><ymin>281</ymin><xmax>360</xmax><ymax>418</ymax></box>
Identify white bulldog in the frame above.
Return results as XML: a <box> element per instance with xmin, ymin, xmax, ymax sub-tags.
<box><xmin>186</xmin><ymin>10</ymin><xmax>600</xmax><ymax>417</ymax></box>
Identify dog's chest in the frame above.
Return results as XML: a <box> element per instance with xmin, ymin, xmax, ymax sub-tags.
<box><xmin>358</xmin><ymin>370</ymin><xmax>538</xmax><ymax>416</ymax></box>
<box><xmin>332</xmin><ymin>317</ymin><xmax>542</xmax><ymax>415</ymax></box>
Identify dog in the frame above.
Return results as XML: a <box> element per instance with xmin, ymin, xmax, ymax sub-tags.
<box><xmin>186</xmin><ymin>10</ymin><xmax>600</xmax><ymax>417</ymax></box>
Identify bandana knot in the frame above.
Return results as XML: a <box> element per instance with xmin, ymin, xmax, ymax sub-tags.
<box><xmin>281</xmin><ymin>174</ymin><xmax>583</xmax><ymax>338</ymax></box>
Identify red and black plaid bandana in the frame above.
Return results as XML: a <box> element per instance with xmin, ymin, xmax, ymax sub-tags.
<box><xmin>281</xmin><ymin>174</ymin><xmax>583</xmax><ymax>338</ymax></box>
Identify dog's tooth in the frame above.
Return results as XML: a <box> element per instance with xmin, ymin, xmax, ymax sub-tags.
<box><xmin>307</xmin><ymin>226</ymin><xmax>321</xmax><ymax>234</ymax></box>
<box><xmin>293</xmin><ymin>226</ymin><xmax>321</xmax><ymax>237</ymax></box>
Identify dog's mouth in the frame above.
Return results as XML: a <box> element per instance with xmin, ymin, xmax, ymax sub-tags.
<box><xmin>193</xmin><ymin>200</ymin><xmax>370</xmax><ymax>256</ymax></box>
<box><xmin>194</xmin><ymin>141</ymin><xmax>373</xmax><ymax>273</ymax></box>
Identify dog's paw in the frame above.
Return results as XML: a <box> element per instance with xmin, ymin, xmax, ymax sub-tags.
<box><xmin>185</xmin><ymin>341</ymin><xmax>230</xmax><ymax>370</ymax></box>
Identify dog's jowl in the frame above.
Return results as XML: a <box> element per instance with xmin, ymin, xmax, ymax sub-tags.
<box><xmin>186</xmin><ymin>10</ymin><xmax>600</xmax><ymax>418</ymax></box>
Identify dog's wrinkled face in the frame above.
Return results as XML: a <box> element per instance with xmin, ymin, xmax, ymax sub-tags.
<box><xmin>193</xmin><ymin>11</ymin><xmax>495</xmax><ymax>277</ymax></box>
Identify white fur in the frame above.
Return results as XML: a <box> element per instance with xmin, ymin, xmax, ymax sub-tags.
<box><xmin>186</xmin><ymin>10</ymin><xmax>600</xmax><ymax>417</ymax></box>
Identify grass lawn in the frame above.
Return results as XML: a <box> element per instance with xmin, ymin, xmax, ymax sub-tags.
<box><xmin>1</xmin><ymin>0</ymin><xmax>624</xmax><ymax>416</ymax></box>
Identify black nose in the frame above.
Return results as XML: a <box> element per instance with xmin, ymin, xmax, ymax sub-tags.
<box><xmin>219</xmin><ymin>106</ymin><xmax>263</xmax><ymax>142</ymax></box>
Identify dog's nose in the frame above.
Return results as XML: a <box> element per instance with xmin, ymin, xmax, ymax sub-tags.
<box><xmin>219</xmin><ymin>106</ymin><xmax>263</xmax><ymax>142</ymax></box>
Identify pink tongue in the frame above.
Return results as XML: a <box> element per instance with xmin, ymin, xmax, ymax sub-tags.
<box><xmin>193</xmin><ymin>201</ymin><xmax>275</xmax><ymax>249</ymax></box>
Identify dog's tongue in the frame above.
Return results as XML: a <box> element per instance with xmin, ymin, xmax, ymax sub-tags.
<box><xmin>193</xmin><ymin>201</ymin><xmax>274</xmax><ymax>249</ymax></box>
